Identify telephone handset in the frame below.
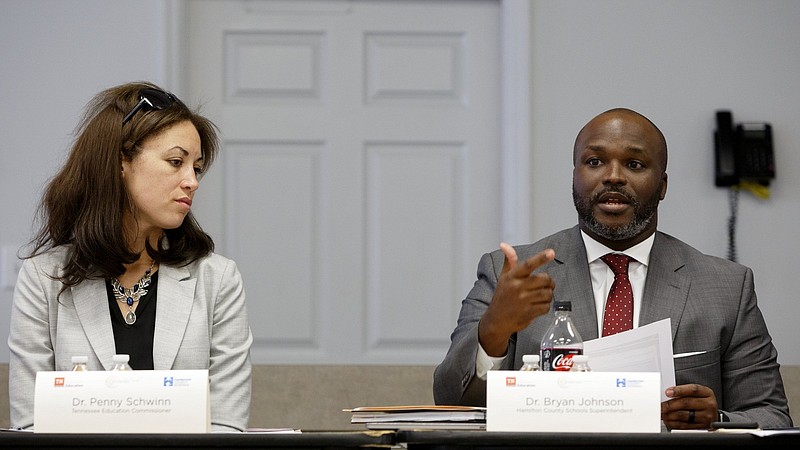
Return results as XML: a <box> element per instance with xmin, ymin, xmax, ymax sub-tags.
<box><xmin>714</xmin><ymin>110</ymin><xmax>775</xmax><ymax>187</ymax></box>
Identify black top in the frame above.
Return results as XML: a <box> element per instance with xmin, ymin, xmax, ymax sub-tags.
<box><xmin>105</xmin><ymin>272</ymin><xmax>158</xmax><ymax>370</ymax></box>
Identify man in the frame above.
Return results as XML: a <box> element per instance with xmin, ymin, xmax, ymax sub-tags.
<box><xmin>433</xmin><ymin>108</ymin><xmax>792</xmax><ymax>430</ymax></box>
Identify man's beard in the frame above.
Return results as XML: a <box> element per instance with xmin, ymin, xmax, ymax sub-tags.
<box><xmin>572</xmin><ymin>183</ymin><xmax>662</xmax><ymax>241</ymax></box>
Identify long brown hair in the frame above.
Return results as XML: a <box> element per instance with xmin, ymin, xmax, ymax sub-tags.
<box><xmin>28</xmin><ymin>81</ymin><xmax>218</xmax><ymax>287</ymax></box>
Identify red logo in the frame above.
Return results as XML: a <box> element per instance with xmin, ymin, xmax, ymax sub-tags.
<box><xmin>505</xmin><ymin>377</ymin><xmax>517</xmax><ymax>386</ymax></box>
<box><xmin>552</xmin><ymin>353</ymin><xmax>575</xmax><ymax>371</ymax></box>
<box><xmin>54</xmin><ymin>377</ymin><xmax>65</xmax><ymax>387</ymax></box>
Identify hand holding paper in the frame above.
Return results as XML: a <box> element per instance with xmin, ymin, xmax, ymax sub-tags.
<box><xmin>583</xmin><ymin>319</ymin><xmax>676</xmax><ymax>401</ymax></box>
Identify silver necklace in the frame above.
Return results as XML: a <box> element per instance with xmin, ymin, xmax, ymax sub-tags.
<box><xmin>111</xmin><ymin>261</ymin><xmax>155</xmax><ymax>325</ymax></box>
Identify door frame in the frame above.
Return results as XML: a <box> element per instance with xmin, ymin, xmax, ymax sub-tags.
<box><xmin>163</xmin><ymin>0</ymin><xmax>531</xmax><ymax>244</ymax></box>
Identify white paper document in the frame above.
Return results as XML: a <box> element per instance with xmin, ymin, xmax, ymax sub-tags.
<box><xmin>583</xmin><ymin>318</ymin><xmax>675</xmax><ymax>401</ymax></box>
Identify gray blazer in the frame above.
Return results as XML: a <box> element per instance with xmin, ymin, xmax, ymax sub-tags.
<box><xmin>433</xmin><ymin>226</ymin><xmax>792</xmax><ymax>428</ymax></box>
<box><xmin>8</xmin><ymin>246</ymin><xmax>253</xmax><ymax>431</ymax></box>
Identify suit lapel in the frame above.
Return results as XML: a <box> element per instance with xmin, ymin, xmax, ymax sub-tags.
<box><xmin>640</xmin><ymin>233</ymin><xmax>691</xmax><ymax>341</ymax></box>
<box><xmin>72</xmin><ymin>280</ymin><xmax>117</xmax><ymax>370</ymax></box>
<box><xmin>551</xmin><ymin>227</ymin><xmax>599</xmax><ymax>340</ymax></box>
<box><xmin>152</xmin><ymin>264</ymin><xmax>196</xmax><ymax>370</ymax></box>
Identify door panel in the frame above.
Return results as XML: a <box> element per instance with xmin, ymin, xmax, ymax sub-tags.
<box><xmin>186</xmin><ymin>0</ymin><xmax>502</xmax><ymax>364</ymax></box>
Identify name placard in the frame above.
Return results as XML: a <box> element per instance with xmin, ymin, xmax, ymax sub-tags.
<box><xmin>34</xmin><ymin>370</ymin><xmax>209</xmax><ymax>433</ymax></box>
<box><xmin>487</xmin><ymin>370</ymin><xmax>660</xmax><ymax>433</ymax></box>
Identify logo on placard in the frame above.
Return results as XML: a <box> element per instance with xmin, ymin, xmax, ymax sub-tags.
<box><xmin>506</xmin><ymin>377</ymin><xmax>517</xmax><ymax>386</ymax></box>
<box><xmin>54</xmin><ymin>377</ymin><xmax>65</xmax><ymax>387</ymax></box>
<box><xmin>616</xmin><ymin>378</ymin><xmax>627</xmax><ymax>387</ymax></box>
<box><xmin>163</xmin><ymin>377</ymin><xmax>174</xmax><ymax>386</ymax></box>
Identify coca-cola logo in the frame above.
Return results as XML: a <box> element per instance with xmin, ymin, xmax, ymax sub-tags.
<box><xmin>552</xmin><ymin>353</ymin><xmax>575</xmax><ymax>371</ymax></box>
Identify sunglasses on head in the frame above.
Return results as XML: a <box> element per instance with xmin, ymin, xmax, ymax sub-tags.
<box><xmin>122</xmin><ymin>88</ymin><xmax>182</xmax><ymax>125</ymax></box>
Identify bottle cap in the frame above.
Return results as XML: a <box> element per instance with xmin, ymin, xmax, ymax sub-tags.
<box><xmin>71</xmin><ymin>355</ymin><xmax>88</xmax><ymax>364</ymax></box>
<box><xmin>112</xmin><ymin>354</ymin><xmax>130</xmax><ymax>362</ymax></box>
<box><xmin>522</xmin><ymin>354</ymin><xmax>540</xmax><ymax>363</ymax></box>
<box><xmin>553</xmin><ymin>301</ymin><xmax>572</xmax><ymax>311</ymax></box>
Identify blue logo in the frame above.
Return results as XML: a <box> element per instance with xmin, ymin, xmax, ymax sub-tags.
<box><xmin>616</xmin><ymin>378</ymin><xmax>627</xmax><ymax>387</ymax></box>
<box><xmin>163</xmin><ymin>377</ymin><xmax>174</xmax><ymax>386</ymax></box>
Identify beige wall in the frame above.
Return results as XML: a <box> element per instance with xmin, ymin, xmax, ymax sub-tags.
<box><xmin>1</xmin><ymin>364</ymin><xmax>797</xmax><ymax>430</ymax></box>
<box><xmin>0</xmin><ymin>364</ymin><xmax>436</xmax><ymax>430</ymax></box>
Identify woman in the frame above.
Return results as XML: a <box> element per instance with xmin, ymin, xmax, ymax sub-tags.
<box><xmin>8</xmin><ymin>81</ymin><xmax>253</xmax><ymax>431</ymax></box>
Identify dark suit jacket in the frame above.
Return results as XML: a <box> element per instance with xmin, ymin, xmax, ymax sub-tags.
<box><xmin>433</xmin><ymin>226</ymin><xmax>792</xmax><ymax>428</ymax></box>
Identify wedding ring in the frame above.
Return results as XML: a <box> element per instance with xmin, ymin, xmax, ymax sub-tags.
<box><xmin>688</xmin><ymin>410</ymin><xmax>696</xmax><ymax>424</ymax></box>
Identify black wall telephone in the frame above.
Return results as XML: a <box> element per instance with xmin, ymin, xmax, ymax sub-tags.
<box><xmin>714</xmin><ymin>110</ymin><xmax>775</xmax><ymax>187</ymax></box>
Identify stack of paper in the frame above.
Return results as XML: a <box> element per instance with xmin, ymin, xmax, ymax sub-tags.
<box><xmin>346</xmin><ymin>405</ymin><xmax>486</xmax><ymax>430</ymax></box>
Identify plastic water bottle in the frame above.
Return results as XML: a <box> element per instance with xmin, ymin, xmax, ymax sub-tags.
<box><xmin>569</xmin><ymin>355</ymin><xmax>591</xmax><ymax>372</ymax></box>
<box><xmin>109</xmin><ymin>354</ymin><xmax>133</xmax><ymax>371</ymax></box>
<box><xmin>71</xmin><ymin>355</ymin><xmax>89</xmax><ymax>371</ymax></box>
<box><xmin>520</xmin><ymin>354</ymin><xmax>541</xmax><ymax>371</ymax></box>
<box><xmin>540</xmin><ymin>301</ymin><xmax>583</xmax><ymax>371</ymax></box>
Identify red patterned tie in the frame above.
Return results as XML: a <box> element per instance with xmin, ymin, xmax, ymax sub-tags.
<box><xmin>601</xmin><ymin>253</ymin><xmax>633</xmax><ymax>336</ymax></box>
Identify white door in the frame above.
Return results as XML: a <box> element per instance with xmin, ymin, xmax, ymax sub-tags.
<box><xmin>185</xmin><ymin>0</ymin><xmax>509</xmax><ymax>364</ymax></box>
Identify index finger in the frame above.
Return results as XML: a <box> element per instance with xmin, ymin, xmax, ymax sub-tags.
<box><xmin>665</xmin><ymin>384</ymin><xmax>712</xmax><ymax>399</ymax></box>
<box><xmin>510</xmin><ymin>248</ymin><xmax>555</xmax><ymax>278</ymax></box>
<box><xmin>499</xmin><ymin>242</ymin><xmax>518</xmax><ymax>275</ymax></box>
